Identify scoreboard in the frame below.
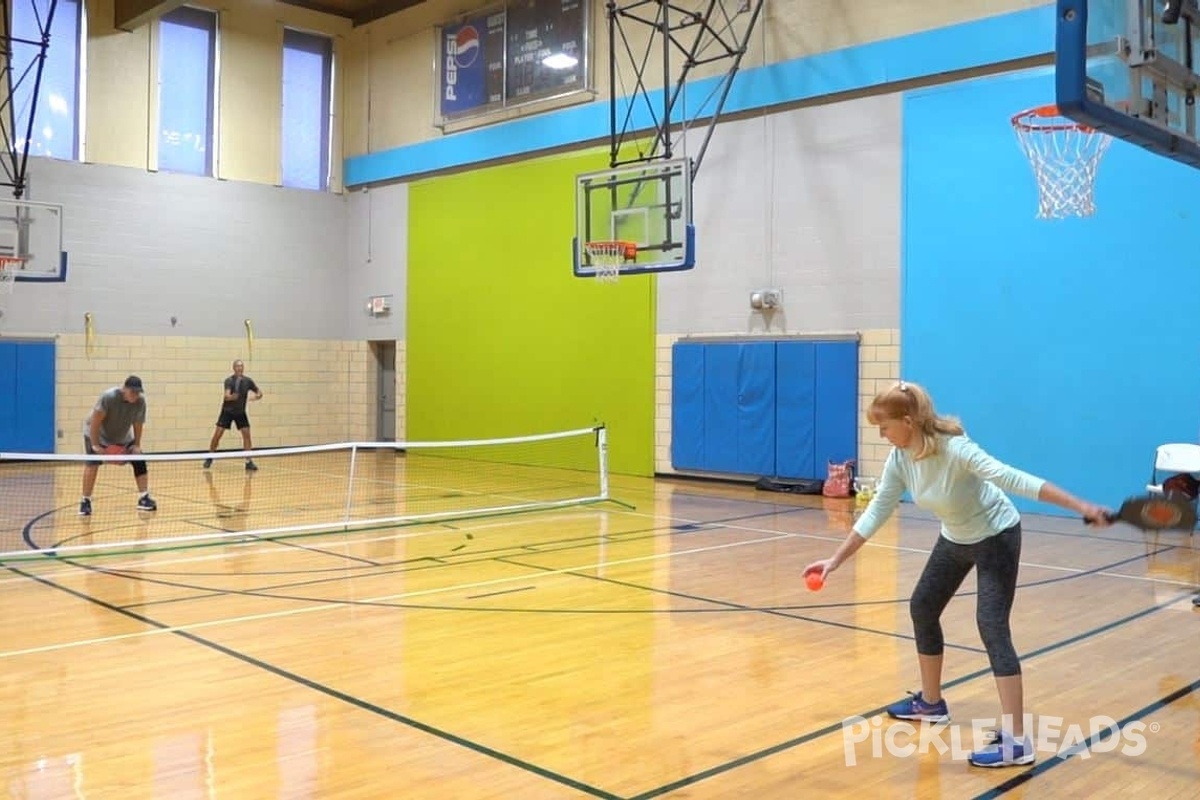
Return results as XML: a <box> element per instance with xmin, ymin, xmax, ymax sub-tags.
<box><xmin>436</xmin><ymin>0</ymin><xmax>589</xmax><ymax>126</ymax></box>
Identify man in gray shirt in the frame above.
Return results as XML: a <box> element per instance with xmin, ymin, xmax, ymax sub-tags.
<box><xmin>79</xmin><ymin>375</ymin><xmax>157</xmax><ymax>516</ymax></box>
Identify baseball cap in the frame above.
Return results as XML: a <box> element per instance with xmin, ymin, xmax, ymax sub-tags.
<box><xmin>123</xmin><ymin>375</ymin><xmax>145</xmax><ymax>394</ymax></box>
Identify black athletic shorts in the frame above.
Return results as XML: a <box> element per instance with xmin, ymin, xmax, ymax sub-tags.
<box><xmin>217</xmin><ymin>410</ymin><xmax>251</xmax><ymax>430</ymax></box>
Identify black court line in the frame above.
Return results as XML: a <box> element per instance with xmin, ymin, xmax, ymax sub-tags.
<box><xmin>9</xmin><ymin>498</ymin><xmax>1197</xmax><ymax>795</ymax></box>
<box><xmin>104</xmin><ymin>522</ymin><xmax>1181</xmax><ymax>626</ymax></box>
<box><xmin>466</xmin><ymin>586</ymin><xmax>536</xmax><ymax>600</ymax></box>
<box><xmin>491</xmin><ymin>545</ymin><xmax>1183</xmax><ymax>653</ymax></box>
<box><xmin>623</xmin><ymin>589</ymin><xmax>1196</xmax><ymax>800</ymax></box>
<box><xmin>755</xmin><ymin>545</ymin><xmax>1184</xmax><ymax>614</ymax></box>
<box><xmin>496</xmin><ymin>557</ymin><xmax>987</xmax><ymax>654</ymax></box>
<box><xmin>108</xmin><ymin>505</ymin><xmax>808</xmax><ymax>608</ymax></box>
<box><xmin>101</xmin><ymin>532</ymin><xmax>1175</xmax><ymax>617</ymax></box>
<box><xmin>971</xmin><ymin>675</ymin><xmax>1200</xmax><ymax>799</ymax></box>
<box><xmin>2</xmin><ymin>562</ymin><xmax>622</xmax><ymax>800</ymax></box>
<box><xmin>117</xmin><ymin>554</ymin><xmax>454</xmax><ymax>610</ymax></box>
<box><xmin>266</xmin><ymin>536</ymin><xmax>382</xmax><ymax>567</ymax></box>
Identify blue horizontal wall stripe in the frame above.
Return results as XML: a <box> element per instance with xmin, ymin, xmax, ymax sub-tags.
<box><xmin>345</xmin><ymin>4</ymin><xmax>1055</xmax><ymax>186</ymax></box>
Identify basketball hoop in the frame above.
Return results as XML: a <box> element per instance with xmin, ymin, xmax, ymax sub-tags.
<box><xmin>1012</xmin><ymin>105</ymin><xmax>1112</xmax><ymax>219</ymax></box>
<box><xmin>584</xmin><ymin>240</ymin><xmax>636</xmax><ymax>283</ymax></box>
<box><xmin>0</xmin><ymin>256</ymin><xmax>23</xmax><ymax>295</ymax></box>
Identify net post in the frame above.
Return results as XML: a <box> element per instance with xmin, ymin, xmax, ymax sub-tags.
<box><xmin>596</xmin><ymin>424</ymin><xmax>609</xmax><ymax>500</ymax></box>
<box><xmin>344</xmin><ymin>443</ymin><xmax>359</xmax><ymax>528</ymax></box>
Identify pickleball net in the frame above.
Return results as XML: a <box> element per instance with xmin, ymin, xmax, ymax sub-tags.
<box><xmin>0</xmin><ymin>425</ymin><xmax>609</xmax><ymax>559</ymax></box>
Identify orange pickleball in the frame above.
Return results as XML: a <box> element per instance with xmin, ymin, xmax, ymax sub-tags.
<box><xmin>805</xmin><ymin>571</ymin><xmax>825</xmax><ymax>592</ymax></box>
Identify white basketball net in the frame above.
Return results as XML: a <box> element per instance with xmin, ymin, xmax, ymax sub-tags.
<box><xmin>0</xmin><ymin>259</ymin><xmax>16</xmax><ymax>328</ymax></box>
<box><xmin>585</xmin><ymin>241</ymin><xmax>628</xmax><ymax>284</ymax></box>
<box><xmin>0</xmin><ymin>258</ymin><xmax>16</xmax><ymax>295</ymax></box>
<box><xmin>1013</xmin><ymin>106</ymin><xmax>1112</xmax><ymax>219</ymax></box>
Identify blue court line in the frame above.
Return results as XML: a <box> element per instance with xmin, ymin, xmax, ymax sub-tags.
<box><xmin>344</xmin><ymin>5</ymin><xmax>1056</xmax><ymax>186</ymax></box>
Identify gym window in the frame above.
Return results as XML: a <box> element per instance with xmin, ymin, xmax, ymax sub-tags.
<box><xmin>12</xmin><ymin>0</ymin><xmax>83</xmax><ymax>161</ymax></box>
<box><xmin>281</xmin><ymin>29</ymin><xmax>333</xmax><ymax>191</ymax></box>
<box><xmin>158</xmin><ymin>6</ymin><xmax>218</xmax><ymax>176</ymax></box>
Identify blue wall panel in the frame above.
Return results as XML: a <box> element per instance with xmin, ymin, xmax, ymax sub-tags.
<box><xmin>775</xmin><ymin>342</ymin><xmax>817</xmax><ymax>479</ymax></box>
<box><xmin>670</xmin><ymin>343</ymin><xmax>706</xmax><ymax>471</ymax></box>
<box><xmin>0</xmin><ymin>344</ymin><xmax>15</xmax><ymax>450</ymax></box>
<box><xmin>15</xmin><ymin>341</ymin><xmax>55</xmax><ymax>453</ymax></box>
<box><xmin>736</xmin><ymin>342</ymin><xmax>777</xmax><ymax>475</ymax></box>
<box><xmin>0</xmin><ymin>341</ymin><xmax>55</xmax><ymax>453</ymax></box>
<box><xmin>903</xmin><ymin>69</ymin><xmax>1200</xmax><ymax>515</ymax></box>
<box><xmin>814</xmin><ymin>341</ymin><xmax>859</xmax><ymax>473</ymax></box>
<box><xmin>703</xmin><ymin>344</ymin><xmax>740</xmax><ymax>472</ymax></box>
<box><xmin>671</xmin><ymin>340</ymin><xmax>857</xmax><ymax>479</ymax></box>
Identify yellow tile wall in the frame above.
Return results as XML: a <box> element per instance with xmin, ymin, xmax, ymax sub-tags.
<box><xmin>654</xmin><ymin>330</ymin><xmax>901</xmax><ymax>481</ymax></box>
<box><xmin>855</xmin><ymin>329</ymin><xmax>900</xmax><ymax>482</ymax></box>
<box><xmin>53</xmin><ymin>334</ymin><xmax>382</xmax><ymax>454</ymax></box>
<box><xmin>395</xmin><ymin>340</ymin><xmax>407</xmax><ymax>442</ymax></box>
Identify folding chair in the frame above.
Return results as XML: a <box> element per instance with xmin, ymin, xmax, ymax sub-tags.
<box><xmin>1145</xmin><ymin>443</ymin><xmax>1200</xmax><ymax>535</ymax></box>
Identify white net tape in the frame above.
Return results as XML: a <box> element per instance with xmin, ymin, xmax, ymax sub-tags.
<box><xmin>1013</xmin><ymin>108</ymin><xmax>1112</xmax><ymax>219</ymax></box>
<box><xmin>585</xmin><ymin>242</ymin><xmax>628</xmax><ymax>284</ymax></box>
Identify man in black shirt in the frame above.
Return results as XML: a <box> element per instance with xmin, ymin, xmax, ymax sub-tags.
<box><xmin>203</xmin><ymin>359</ymin><xmax>262</xmax><ymax>470</ymax></box>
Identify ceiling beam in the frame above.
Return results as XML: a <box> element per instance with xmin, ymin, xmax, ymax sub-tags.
<box><xmin>353</xmin><ymin>0</ymin><xmax>426</xmax><ymax>27</ymax></box>
<box><xmin>276</xmin><ymin>0</ymin><xmax>355</xmax><ymax>19</ymax></box>
<box><xmin>114</xmin><ymin>0</ymin><xmax>187</xmax><ymax>31</ymax></box>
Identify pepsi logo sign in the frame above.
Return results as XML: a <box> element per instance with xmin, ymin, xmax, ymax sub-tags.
<box><xmin>444</xmin><ymin>25</ymin><xmax>480</xmax><ymax>102</ymax></box>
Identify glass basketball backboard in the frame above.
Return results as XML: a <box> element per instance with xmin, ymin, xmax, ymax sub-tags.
<box><xmin>1057</xmin><ymin>0</ymin><xmax>1200</xmax><ymax>167</ymax></box>
<box><xmin>0</xmin><ymin>199</ymin><xmax>66</xmax><ymax>282</ymax></box>
<box><xmin>572</xmin><ymin>157</ymin><xmax>696</xmax><ymax>278</ymax></box>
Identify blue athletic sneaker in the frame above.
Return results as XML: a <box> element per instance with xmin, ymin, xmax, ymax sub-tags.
<box><xmin>969</xmin><ymin>730</ymin><xmax>1036</xmax><ymax>767</ymax></box>
<box><xmin>886</xmin><ymin>691</ymin><xmax>950</xmax><ymax>723</ymax></box>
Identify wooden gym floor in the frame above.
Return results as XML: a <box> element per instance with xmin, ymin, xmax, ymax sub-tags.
<box><xmin>1</xmin><ymin>463</ymin><xmax>1198</xmax><ymax>799</ymax></box>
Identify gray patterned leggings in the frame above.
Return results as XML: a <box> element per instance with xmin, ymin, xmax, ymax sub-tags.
<box><xmin>910</xmin><ymin>522</ymin><xmax>1022</xmax><ymax>677</ymax></box>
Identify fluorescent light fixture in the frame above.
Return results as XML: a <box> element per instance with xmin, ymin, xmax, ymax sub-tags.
<box><xmin>541</xmin><ymin>52</ymin><xmax>578</xmax><ymax>70</ymax></box>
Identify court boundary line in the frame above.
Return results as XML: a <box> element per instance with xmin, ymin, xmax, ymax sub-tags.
<box><xmin>0</xmin><ymin>509</ymin><xmax>600</xmax><ymax>585</ymax></box>
<box><xmin>4</xmin><ymin>494</ymin><xmax>1197</xmax><ymax>797</ymax></box>
<box><xmin>493</xmin><ymin>544</ymin><xmax>1188</xmax><ymax>653</ymax></box>
<box><xmin>971</xmin><ymin>675</ymin><xmax>1200</xmax><ymax>799</ymax></box>
<box><xmin>623</xmin><ymin>587</ymin><xmax>1199</xmax><ymax>800</ymax></box>
<box><xmin>0</xmin><ymin>561</ymin><xmax>625</xmax><ymax>800</ymax></box>
<box><xmin>3</xmin><ymin>507</ymin><xmax>1190</xmax><ymax>660</ymax></box>
<box><xmin>101</xmin><ymin>504</ymin><xmax>1195</xmax><ymax>612</ymax></box>
<box><xmin>0</xmin><ymin>531</ymin><xmax>795</xmax><ymax>661</ymax></box>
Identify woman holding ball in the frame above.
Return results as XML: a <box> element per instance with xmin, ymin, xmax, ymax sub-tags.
<box><xmin>802</xmin><ymin>380</ymin><xmax>1111</xmax><ymax>768</ymax></box>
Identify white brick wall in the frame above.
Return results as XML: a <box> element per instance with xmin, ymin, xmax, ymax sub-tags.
<box><xmin>53</xmin><ymin>334</ymin><xmax>376</xmax><ymax>454</ymax></box>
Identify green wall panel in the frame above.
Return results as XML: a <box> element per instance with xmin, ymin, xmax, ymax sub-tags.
<box><xmin>407</xmin><ymin>148</ymin><xmax>655</xmax><ymax>476</ymax></box>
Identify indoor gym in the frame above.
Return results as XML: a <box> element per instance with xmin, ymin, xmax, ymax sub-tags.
<box><xmin>0</xmin><ymin>0</ymin><xmax>1198</xmax><ymax>797</ymax></box>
